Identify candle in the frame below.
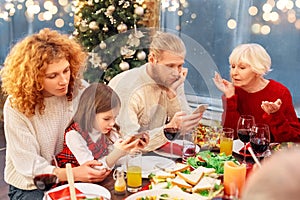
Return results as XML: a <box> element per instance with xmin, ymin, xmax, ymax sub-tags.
<box><xmin>223</xmin><ymin>161</ymin><xmax>246</xmax><ymax>198</ymax></box>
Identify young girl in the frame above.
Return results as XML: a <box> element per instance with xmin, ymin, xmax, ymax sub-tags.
<box><xmin>55</xmin><ymin>83</ymin><xmax>149</xmax><ymax>170</ymax></box>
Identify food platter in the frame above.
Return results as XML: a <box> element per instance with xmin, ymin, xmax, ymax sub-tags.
<box><xmin>125</xmin><ymin>188</ymin><xmax>202</xmax><ymax>200</ymax></box>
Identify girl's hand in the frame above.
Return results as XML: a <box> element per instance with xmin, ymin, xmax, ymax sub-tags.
<box><xmin>261</xmin><ymin>99</ymin><xmax>282</xmax><ymax>114</ymax></box>
<box><xmin>212</xmin><ymin>71</ymin><xmax>235</xmax><ymax>98</ymax></box>
<box><xmin>136</xmin><ymin>131</ymin><xmax>150</xmax><ymax>149</ymax></box>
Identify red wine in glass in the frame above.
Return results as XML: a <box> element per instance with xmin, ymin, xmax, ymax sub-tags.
<box><xmin>163</xmin><ymin>127</ymin><xmax>180</xmax><ymax>141</ymax></box>
<box><xmin>163</xmin><ymin>127</ymin><xmax>180</xmax><ymax>158</ymax></box>
<box><xmin>237</xmin><ymin>129</ymin><xmax>251</xmax><ymax>143</ymax></box>
<box><xmin>237</xmin><ymin>115</ymin><xmax>255</xmax><ymax>163</ymax></box>
<box><xmin>250</xmin><ymin>123</ymin><xmax>271</xmax><ymax>156</ymax></box>
<box><xmin>32</xmin><ymin>158</ymin><xmax>58</xmax><ymax>191</ymax></box>
<box><xmin>33</xmin><ymin>174</ymin><xmax>58</xmax><ymax>191</ymax></box>
<box><xmin>250</xmin><ymin>138</ymin><xmax>270</xmax><ymax>154</ymax></box>
<box><xmin>182</xmin><ymin>144</ymin><xmax>196</xmax><ymax>163</ymax></box>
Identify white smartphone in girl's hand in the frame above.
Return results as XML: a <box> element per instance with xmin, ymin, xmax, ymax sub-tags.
<box><xmin>192</xmin><ymin>104</ymin><xmax>209</xmax><ymax>114</ymax></box>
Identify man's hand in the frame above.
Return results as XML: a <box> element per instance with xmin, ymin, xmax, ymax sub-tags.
<box><xmin>167</xmin><ymin>68</ymin><xmax>188</xmax><ymax>98</ymax></box>
<box><xmin>165</xmin><ymin>111</ymin><xmax>202</xmax><ymax>134</ymax></box>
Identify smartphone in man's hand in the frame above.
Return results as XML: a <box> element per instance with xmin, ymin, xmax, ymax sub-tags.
<box><xmin>192</xmin><ymin>104</ymin><xmax>209</xmax><ymax>114</ymax></box>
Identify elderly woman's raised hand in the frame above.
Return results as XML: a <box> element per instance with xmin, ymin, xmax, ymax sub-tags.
<box><xmin>261</xmin><ymin>99</ymin><xmax>282</xmax><ymax>114</ymax></box>
<box><xmin>213</xmin><ymin>71</ymin><xmax>235</xmax><ymax>98</ymax></box>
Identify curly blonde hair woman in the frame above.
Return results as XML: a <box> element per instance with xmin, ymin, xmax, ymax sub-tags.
<box><xmin>1</xmin><ymin>28</ymin><xmax>85</xmax><ymax>117</ymax></box>
<box><xmin>1</xmin><ymin>28</ymin><xmax>111</xmax><ymax>200</ymax></box>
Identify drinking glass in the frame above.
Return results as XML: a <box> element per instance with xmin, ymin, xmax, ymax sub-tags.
<box><xmin>32</xmin><ymin>157</ymin><xmax>58</xmax><ymax>191</ymax></box>
<box><xmin>182</xmin><ymin>132</ymin><xmax>196</xmax><ymax>163</ymax></box>
<box><xmin>163</xmin><ymin>127</ymin><xmax>180</xmax><ymax>158</ymax></box>
<box><xmin>250</xmin><ymin>123</ymin><xmax>270</xmax><ymax>157</ymax></box>
<box><xmin>237</xmin><ymin>115</ymin><xmax>255</xmax><ymax>163</ymax></box>
<box><xmin>126</xmin><ymin>149</ymin><xmax>142</xmax><ymax>193</ymax></box>
<box><xmin>223</xmin><ymin>161</ymin><xmax>246</xmax><ymax>199</ymax></box>
<box><xmin>219</xmin><ymin>127</ymin><xmax>234</xmax><ymax>156</ymax></box>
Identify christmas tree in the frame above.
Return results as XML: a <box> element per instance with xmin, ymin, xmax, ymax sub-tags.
<box><xmin>73</xmin><ymin>0</ymin><xmax>150</xmax><ymax>83</ymax></box>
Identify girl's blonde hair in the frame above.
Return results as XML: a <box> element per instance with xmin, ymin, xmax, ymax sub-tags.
<box><xmin>150</xmin><ymin>31</ymin><xmax>186</xmax><ymax>59</ymax></box>
<box><xmin>1</xmin><ymin>28</ymin><xmax>87</xmax><ymax>117</ymax></box>
<box><xmin>229</xmin><ymin>43</ymin><xmax>271</xmax><ymax>75</ymax></box>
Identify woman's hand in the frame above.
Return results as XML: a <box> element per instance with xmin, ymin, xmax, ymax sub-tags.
<box><xmin>261</xmin><ymin>99</ymin><xmax>282</xmax><ymax>114</ymax></box>
<box><xmin>212</xmin><ymin>71</ymin><xmax>235</xmax><ymax>98</ymax></box>
<box><xmin>72</xmin><ymin>160</ymin><xmax>111</xmax><ymax>183</ymax></box>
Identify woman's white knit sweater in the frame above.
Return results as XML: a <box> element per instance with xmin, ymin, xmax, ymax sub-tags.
<box><xmin>4</xmin><ymin>94</ymin><xmax>81</xmax><ymax>190</ymax></box>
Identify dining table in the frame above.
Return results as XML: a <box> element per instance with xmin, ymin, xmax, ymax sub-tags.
<box><xmin>96</xmin><ymin>148</ymin><xmax>256</xmax><ymax>200</ymax></box>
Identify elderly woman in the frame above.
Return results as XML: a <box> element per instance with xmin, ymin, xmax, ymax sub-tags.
<box><xmin>213</xmin><ymin>43</ymin><xmax>300</xmax><ymax>142</ymax></box>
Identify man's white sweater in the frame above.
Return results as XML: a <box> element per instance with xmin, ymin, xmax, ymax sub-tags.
<box><xmin>108</xmin><ymin>64</ymin><xmax>191</xmax><ymax>151</ymax></box>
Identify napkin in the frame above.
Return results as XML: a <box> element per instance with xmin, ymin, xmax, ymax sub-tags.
<box><xmin>239</xmin><ymin>142</ymin><xmax>259</xmax><ymax>157</ymax></box>
<box><xmin>159</xmin><ymin>141</ymin><xmax>183</xmax><ymax>156</ymax></box>
<box><xmin>48</xmin><ymin>186</ymin><xmax>83</xmax><ymax>200</ymax></box>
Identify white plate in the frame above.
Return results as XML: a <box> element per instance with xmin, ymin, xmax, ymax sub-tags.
<box><xmin>153</xmin><ymin>140</ymin><xmax>200</xmax><ymax>158</ymax></box>
<box><xmin>123</xmin><ymin>156</ymin><xmax>176</xmax><ymax>178</ymax></box>
<box><xmin>43</xmin><ymin>182</ymin><xmax>111</xmax><ymax>200</ymax></box>
<box><xmin>125</xmin><ymin>188</ymin><xmax>202</xmax><ymax>200</ymax></box>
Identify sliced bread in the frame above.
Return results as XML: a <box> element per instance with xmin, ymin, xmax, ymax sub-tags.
<box><xmin>191</xmin><ymin>166</ymin><xmax>215</xmax><ymax>175</ymax></box>
<box><xmin>155</xmin><ymin>170</ymin><xmax>176</xmax><ymax>179</ymax></box>
<box><xmin>165</xmin><ymin>163</ymin><xmax>190</xmax><ymax>173</ymax></box>
<box><xmin>192</xmin><ymin>176</ymin><xmax>221</xmax><ymax>193</ymax></box>
<box><xmin>176</xmin><ymin>171</ymin><xmax>204</xmax><ymax>185</ymax></box>
<box><xmin>171</xmin><ymin>175</ymin><xmax>193</xmax><ymax>189</ymax></box>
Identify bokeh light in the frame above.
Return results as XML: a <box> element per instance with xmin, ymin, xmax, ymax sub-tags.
<box><xmin>227</xmin><ymin>19</ymin><xmax>237</xmax><ymax>29</ymax></box>
<box><xmin>248</xmin><ymin>6</ymin><xmax>258</xmax><ymax>16</ymax></box>
<box><xmin>261</xmin><ymin>25</ymin><xmax>271</xmax><ymax>35</ymax></box>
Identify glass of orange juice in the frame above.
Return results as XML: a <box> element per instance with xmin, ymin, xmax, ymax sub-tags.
<box><xmin>126</xmin><ymin>149</ymin><xmax>142</xmax><ymax>193</ymax></box>
<box><xmin>219</xmin><ymin>127</ymin><xmax>234</xmax><ymax>156</ymax></box>
<box><xmin>223</xmin><ymin>161</ymin><xmax>246</xmax><ymax>198</ymax></box>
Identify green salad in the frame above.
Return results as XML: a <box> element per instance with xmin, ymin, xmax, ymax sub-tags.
<box><xmin>187</xmin><ymin>150</ymin><xmax>239</xmax><ymax>174</ymax></box>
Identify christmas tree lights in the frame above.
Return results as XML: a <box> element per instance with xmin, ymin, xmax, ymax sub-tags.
<box><xmin>73</xmin><ymin>0</ymin><xmax>150</xmax><ymax>83</ymax></box>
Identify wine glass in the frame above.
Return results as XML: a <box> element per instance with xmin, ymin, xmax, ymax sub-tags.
<box><xmin>250</xmin><ymin>123</ymin><xmax>270</xmax><ymax>157</ymax></box>
<box><xmin>32</xmin><ymin>157</ymin><xmax>58</xmax><ymax>191</ymax></box>
<box><xmin>182</xmin><ymin>131</ymin><xmax>196</xmax><ymax>163</ymax></box>
<box><xmin>163</xmin><ymin>127</ymin><xmax>180</xmax><ymax>158</ymax></box>
<box><xmin>237</xmin><ymin>115</ymin><xmax>255</xmax><ymax>163</ymax></box>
